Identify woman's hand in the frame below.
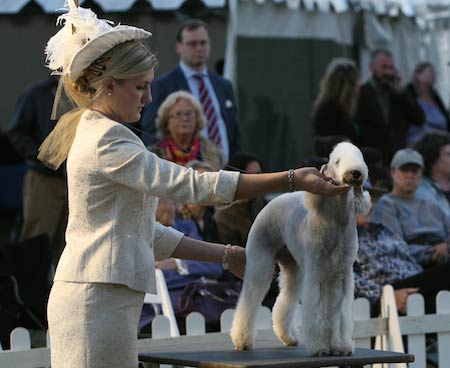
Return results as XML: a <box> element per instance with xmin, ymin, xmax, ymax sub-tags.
<box><xmin>395</xmin><ymin>288</ymin><xmax>419</xmax><ymax>315</ymax></box>
<box><xmin>294</xmin><ymin>167</ymin><xmax>350</xmax><ymax>197</ymax></box>
<box><xmin>226</xmin><ymin>245</ymin><xmax>246</xmax><ymax>280</ymax></box>
<box><xmin>429</xmin><ymin>242</ymin><xmax>449</xmax><ymax>263</ymax></box>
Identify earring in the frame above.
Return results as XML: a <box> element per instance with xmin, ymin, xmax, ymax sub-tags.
<box><xmin>107</xmin><ymin>92</ymin><xmax>112</xmax><ymax>96</ymax></box>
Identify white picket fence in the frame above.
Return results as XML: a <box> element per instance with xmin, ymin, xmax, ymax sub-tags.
<box><xmin>1</xmin><ymin>286</ymin><xmax>449</xmax><ymax>368</ymax></box>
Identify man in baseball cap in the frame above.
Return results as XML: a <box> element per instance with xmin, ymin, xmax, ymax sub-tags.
<box><xmin>390</xmin><ymin>148</ymin><xmax>424</xmax><ymax>169</ymax></box>
<box><xmin>371</xmin><ymin>147</ymin><xmax>450</xmax><ymax>268</ymax></box>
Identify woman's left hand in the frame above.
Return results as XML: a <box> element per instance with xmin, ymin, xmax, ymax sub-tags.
<box><xmin>226</xmin><ymin>245</ymin><xmax>246</xmax><ymax>279</ymax></box>
<box><xmin>429</xmin><ymin>242</ymin><xmax>449</xmax><ymax>263</ymax></box>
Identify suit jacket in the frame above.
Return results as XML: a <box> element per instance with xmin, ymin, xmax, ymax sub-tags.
<box><xmin>356</xmin><ymin>82</ymin><xmax>425</xmax><ymax>164</ymax></box>
<box><xmin>141</xmin><ymin>66</ymin><xmax>240</xmax><ymax>156</ymax></box>
<box><xmin>54</xmin><ymin>111</ymin><xmax>239</xmax><ymax>293</ymax></box>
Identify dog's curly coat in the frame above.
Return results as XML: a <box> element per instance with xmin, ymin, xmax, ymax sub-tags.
<box><xmin>230</xmin><ymin>142</ymin><xmax>372</xmax><ymax>356</ymax></box>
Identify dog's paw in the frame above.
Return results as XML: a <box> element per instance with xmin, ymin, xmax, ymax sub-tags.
<box><xmin>330</xmin><ymin>340</ymin><xmax>354</xmax><ymax>356</ymax></box>
<box><xmin>310</xmin><ymin>347</ymin><xmax>331</xmax><ymax>356</ymax></box>
<box><xmin>306</xmin><ymin>340</ymin><xmax>331</xmax><ymax>356</ymax></box>
<box><xmin>232</xmin><ymin>339</ymin><xmax>253</xmax><ymax>351</ymax></box>
<box><xmin>230</xmin><ymin>329</ymin><xmax>253</xmax><ymax>351</ymax></box>
<box><xmin>276</xmin><ymin>327</ymin><xmax>299</xmax><ymax>347</ymax></box>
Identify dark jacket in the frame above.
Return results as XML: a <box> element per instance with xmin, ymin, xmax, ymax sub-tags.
<box><xmin>313</xmin><ymin>101</ymin><xmax>359</xmax><ymax>144</ymax></box>
<box><xmin>140</xmin><ymin>66</ymin><xmax>240</xmax><ymax>156</ymax></box>
<box><xmin>8</xmin><ymin>76</ymin><xmax>63</xmax><ymax>176</ymax></box>
<box><xmin>356</xmin><ymin>81</ymin><xmax>425</xmax><ymax>164</ymax></box>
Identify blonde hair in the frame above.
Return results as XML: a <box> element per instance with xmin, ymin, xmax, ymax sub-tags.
<box><xmin>155</xmin><ymin>91</ymin><xmax>206</xmax><ymax>139</ymax></box>
<box><xmin>64</xmin><ymin>40</ymin><xmax>157</xmax><ymax>108</ymax></box>
<box><xmin>312</xmin><ymin>58</ymin><xmax>359</xmax><ymax>121</ymax></box>
<box><xmin>39</xmin><ymin>41</ymin><xmax>158</xmax><ymax>170</ymax></box>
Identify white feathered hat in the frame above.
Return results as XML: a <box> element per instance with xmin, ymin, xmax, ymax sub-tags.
<box><xmin>45</xmin><ymin>0</ymin><xmax>151</xmax><ymax>82</ymax></box>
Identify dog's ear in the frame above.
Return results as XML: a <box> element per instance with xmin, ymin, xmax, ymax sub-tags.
<box><xmin>354</xmin><ymin>188</ymin><xmax>372</xmax><ymax>215</ymax></box>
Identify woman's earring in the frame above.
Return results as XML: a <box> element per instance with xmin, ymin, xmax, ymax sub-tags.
<box><xmin>107</xmin><ymin>92</ymin><xmax>112</xmax><ymax>96</ymax></box>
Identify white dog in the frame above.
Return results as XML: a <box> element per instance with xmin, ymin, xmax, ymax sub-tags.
<box><xmin>230</xmin><ymin>142</ymin><xmax>371</xmax><ymax>356</ymax></box>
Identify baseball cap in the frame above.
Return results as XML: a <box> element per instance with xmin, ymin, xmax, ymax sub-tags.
<box><xmin>390</xmin><ymin>148</ymin><xmax>424</xmax><ymax>169</ymax></box>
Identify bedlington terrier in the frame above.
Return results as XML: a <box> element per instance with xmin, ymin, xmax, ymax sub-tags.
<box><xmin>230</xmin><ymin>141</ymin><xmax>371</xmax><ymax>356</ymax></box>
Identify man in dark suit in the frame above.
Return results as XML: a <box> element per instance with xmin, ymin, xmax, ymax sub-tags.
<box><xmin>140</xmin><ymin>19</ymin><xmax>239</xmax><ymax>159</ymax></box>
<box><xmin>356</xmin><ymin>49</ymin><xmax>424</xmax><ymax>165</ymax></box>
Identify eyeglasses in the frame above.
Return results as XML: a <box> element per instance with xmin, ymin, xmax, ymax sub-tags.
<box><xmin>184</xmin><ymin>40</ymin><xmax>209</xmax><ymax>48</ymax></box>
<box><xmin>169</xmin><ymin>110</ymin><xmax>196</xmax><ymax>120</ymax></box>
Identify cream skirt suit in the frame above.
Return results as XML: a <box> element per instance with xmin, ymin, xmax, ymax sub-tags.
<box><xmin>47</xmin><ymin>111</ymin><xmax>239</xmax><ymax>368</ymax></box>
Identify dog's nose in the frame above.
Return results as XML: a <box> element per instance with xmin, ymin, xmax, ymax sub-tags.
<box><xmin>351</xmin><ymin>170</ymin><xmax>362</xmax><ymax>179</ymax></box>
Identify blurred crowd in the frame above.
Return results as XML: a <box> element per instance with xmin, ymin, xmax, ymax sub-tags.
<box><xmin>2</xmin><ymin>18</ymin><xmax>450</xmax><ymax>337</ymax></box>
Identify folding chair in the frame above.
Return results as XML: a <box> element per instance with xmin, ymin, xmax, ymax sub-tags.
<box><xmin>143</xmin><ymin>269</ymin><xmax>180</xmax><ymax>337</ymax></box>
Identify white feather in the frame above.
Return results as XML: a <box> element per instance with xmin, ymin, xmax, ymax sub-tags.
<box><xmin>45</xmin><ymin>0</ymin><xmax>113</xmax><ymax>75</ymax></box>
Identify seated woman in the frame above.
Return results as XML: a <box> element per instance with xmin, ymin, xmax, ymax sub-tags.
<box><xmin>414</xmin><ymin>131</ymin><xmax>450</xmax><ymax>216</ymax></box>
<box><xmin>152</xmin><ymin>197</ymin><xmax>243</xmax><ymax>333</ymax></box>
<box><xmin>355</xmin><ymin>187</ymin><xmax>450</xmax><ymax>315</ymax></box>
<box><xmin>180</xmin><ymin>160</ymin><xmax>222</xmax><ymax>243</ymax></box>
<box><xmin>214</xmin><ymin>152</ymin><xmax>267</xmax><ymax>247</ymax></box>
<box><xmin>150</xmin><ymin>91</ymin><xmax>226</xmax><ymax>170</ymax></box>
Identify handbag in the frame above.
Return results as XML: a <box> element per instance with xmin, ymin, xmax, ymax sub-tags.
<box><xmin>178</xmin><ymin>280</ymin><xmax>242</xmax><ymax>324</ymax></box>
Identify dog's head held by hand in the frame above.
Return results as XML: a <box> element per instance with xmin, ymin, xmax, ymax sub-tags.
<box><xmin>320</xmin><ymin>142</ymin><xmax>368</xmax><ymax>187</ymax></box>
<box><xmin>318</xmin><ymin>141</ymin><xmax>371</xmax><ymax>216</ymax></box>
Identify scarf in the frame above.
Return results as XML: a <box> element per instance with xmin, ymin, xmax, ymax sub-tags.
<box><xmin>157</xmin><ymin>137</ymin><xmax>201</xmax><ymax>166</ymax></box>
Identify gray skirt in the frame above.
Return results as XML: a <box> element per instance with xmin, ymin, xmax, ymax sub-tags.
<box><xmin>48</xmin><ymin>281</ymin><xmax>144</xmax><ymax>368</ymax></box>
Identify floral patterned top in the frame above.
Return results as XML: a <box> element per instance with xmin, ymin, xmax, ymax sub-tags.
<box><xmin>354</xmin><ymin>223</ymin><xmax>423</xmax><ymax>306</ymax></box>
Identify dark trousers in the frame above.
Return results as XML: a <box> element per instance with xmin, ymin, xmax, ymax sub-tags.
<box><xmin>392</xmin><ymin>261</ymin><xmax>450</xmax><ymax>313</ymax></box>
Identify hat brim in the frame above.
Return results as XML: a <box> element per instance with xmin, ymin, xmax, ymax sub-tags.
<box><xmin>68</xmin><ymin>25</ymin><xmax>151</xmax><ymax>81</ymax></box>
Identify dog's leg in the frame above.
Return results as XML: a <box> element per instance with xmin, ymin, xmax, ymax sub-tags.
<box><xmin>272</xmin><ymin>250</ymin><xmax>301</xmax><ymax>347</ymax></box>
<box><xmin>329</xmin><ymin>266</ymin><xmax>355</xmax><ymax>355</ymax></box>
<box><xmin>230</xmin><ymin>236</ymin><xmax>276</xmax><ymax>350</ymax></box>
<box><xmin>302</xmin><ymin>258</ymin><xmax>332</xmax><ymax>356</ymax></box>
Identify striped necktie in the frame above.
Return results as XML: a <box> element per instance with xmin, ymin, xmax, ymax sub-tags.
<box><xmin>193</xmin><ymin>73</ymin><xmax>221</xmax><ymax>145</ymax></box>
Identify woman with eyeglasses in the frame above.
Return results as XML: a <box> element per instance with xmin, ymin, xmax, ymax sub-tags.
<box><xmin>151</xmin><ymin>90</ymin><xmax>226</xmax><ymax>170</ymax></box>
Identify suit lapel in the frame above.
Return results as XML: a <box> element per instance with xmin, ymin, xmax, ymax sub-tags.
<box><xmin>175</xmin><ymin>66</ymin><xmax>193</xmax><ymax>92</ymax></box>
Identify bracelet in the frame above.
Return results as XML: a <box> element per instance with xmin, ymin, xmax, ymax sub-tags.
<box><xmin>221</xmin><ymin>244</ymin><xmax>231</xmax><ymax>270</ymax></box>
<box><xmin>287</xmin><ymin>169</ymin><xmax>295</xmax><ymax>192</ymax></box>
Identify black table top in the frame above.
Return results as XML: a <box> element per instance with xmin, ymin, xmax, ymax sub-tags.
<box><xmin>139</xmin><ymin>341</ymin><xmax>414</xmax><ymax>368</ymax></box>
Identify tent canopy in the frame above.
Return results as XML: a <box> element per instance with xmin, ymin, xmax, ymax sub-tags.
<box><xmin>1</xmin><ymin>0</ymin><xmax>447</xmax><ymax>15</ymax></box>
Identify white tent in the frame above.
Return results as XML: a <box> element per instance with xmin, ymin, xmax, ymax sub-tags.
<box><xmin>220</xmin><ymin>0</ymin><xmax>450</xmax><ymax>169</ymax></box>
<box><xmin>2</xmin><ymin>0</ymin><xmax>450</xmax><ymax>168</ymax></box>
<box><xmin>224</xmin><ymin>0</ymin><xmax>450</xmax><ymax>104</ymax></box>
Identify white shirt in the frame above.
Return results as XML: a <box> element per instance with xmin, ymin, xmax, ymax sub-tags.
<box><xmin>179</xmin><ymin>61</ymin><xmax>230</xmax><ymax>160</ymax></box>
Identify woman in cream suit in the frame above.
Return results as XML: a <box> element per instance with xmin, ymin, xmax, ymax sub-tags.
<box><xmin>39</xmin><ymin>3</ymin><xmax>349</xmax><ymax>368</ymax></box>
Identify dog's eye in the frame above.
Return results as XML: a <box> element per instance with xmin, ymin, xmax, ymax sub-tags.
<box><xmin>335</xmin><ymin>159</ymin><xmax>340</xmax><ymax>165</ymax></box>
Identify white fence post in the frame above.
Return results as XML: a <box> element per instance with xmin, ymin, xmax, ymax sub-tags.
<box><xmin>437</xmin><ymin>290</ymin><xmax>450</xmax><ymax>368</ymax></box>
<box><xmin>10</xmin><ymin>327</ymin><xmax>31</xmax><ymax>351</ymax></box>
<box><xmin>407</xmin><ymin>293</ymin><xmax>426</xmax><ymax>368</ymax></box>
<box><xmin>255</xmin><ymin>306</ymin><xmax>272</xmax><ymax>330</ymax></box>
<box><xmin>220</xmin><ymin>309</ymin><xmax>235</xmax><ymax>332</ymax></box>
<box><xmin>186</xmin><ymin>311</ymin><xmax>206</xmax><ymax>335</ymax></box>
<box><xmin>378</xmin><ymin>285</ymin><xmax>407</xmax><ymax>368</ymax></box>
<box><xmin>151</xmin><ymin>315</ymin><xmax>171</xmax><ymax>339</ymax></box>
<box><xmin>353</xmin><ymin>297</ymin><xmax>371</xmax><ymax>349</ymax></box>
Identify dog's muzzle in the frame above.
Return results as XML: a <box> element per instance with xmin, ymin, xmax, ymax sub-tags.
<box><xmin>342</xmin><ymin>170</ymin><xmax>364</xmax><ymax>186</ymax></box>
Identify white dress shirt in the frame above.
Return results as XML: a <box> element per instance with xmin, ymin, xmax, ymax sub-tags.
<box><xmin>179</xmin><ymin>61</ymin><xmax>230</xmax><ymax>160</ymax></box>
